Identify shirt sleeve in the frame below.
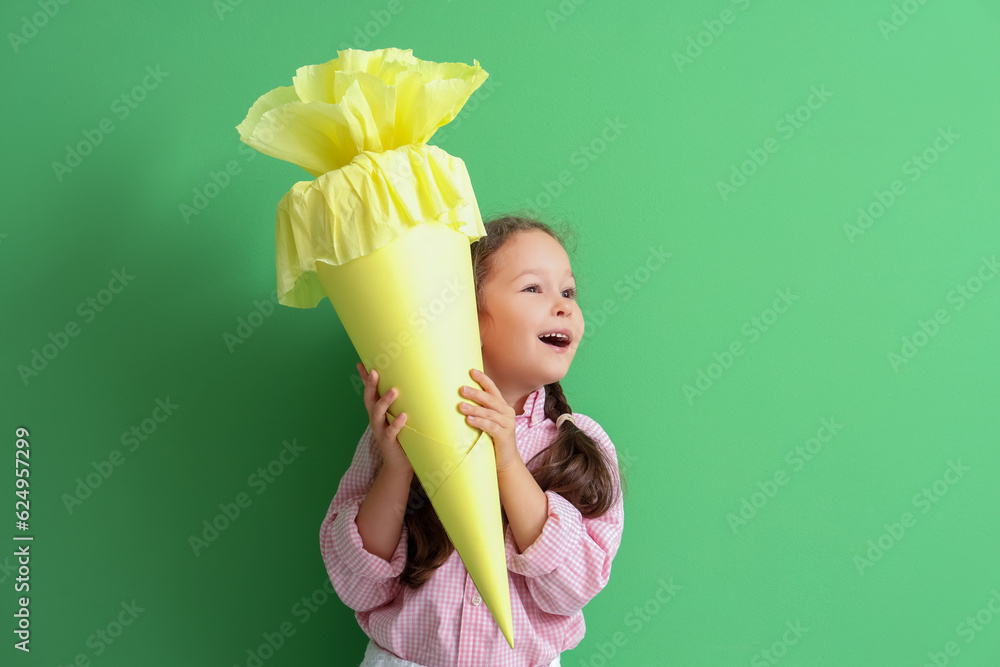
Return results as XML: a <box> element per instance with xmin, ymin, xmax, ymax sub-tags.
<box><xmin>504</xmin><ymin>415</ymin><xmax>626</xmax><ymax>616</ymax></box>
<box><xmin>319</xmin><ymin>425</ymin><xmax>409</xmax><ymax>613</ymax></box>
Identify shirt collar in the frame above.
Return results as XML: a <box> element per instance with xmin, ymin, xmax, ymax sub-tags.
<box><xmin>517</xmin><ymin>385</ymin><xmax>547</xmax><ymax>427</ymax></box>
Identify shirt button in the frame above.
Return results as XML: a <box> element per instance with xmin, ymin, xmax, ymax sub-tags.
<box><xmin>471</xmin><ymin>594</ymin><xmax>482</xmax><ymax>606</ymax></box>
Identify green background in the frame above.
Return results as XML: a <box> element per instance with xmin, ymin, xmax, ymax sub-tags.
<box><xmin>2</xmin><ymin>0</ymin><xmax>999</xmax><ymax>665</ymax></box>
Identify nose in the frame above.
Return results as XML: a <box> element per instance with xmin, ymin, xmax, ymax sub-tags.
<box><xmin>553</xmin><ymin>296</ymin><xmax>574</xmax><ymax>317</ymax></box>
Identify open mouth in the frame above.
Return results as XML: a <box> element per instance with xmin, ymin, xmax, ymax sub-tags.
<box><xmin>538</xmin><ymin>332</ymin><xmax>571</xmax><ymax>349</ymax></box>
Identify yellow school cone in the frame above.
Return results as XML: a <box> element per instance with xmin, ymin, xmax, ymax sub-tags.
<box><xmin>313</xmin><ymin>218</ymin><xmax>514</xmax><ymax>649</ymax></box>
<box><xmin>236</xmin><ymin>48</ymin><xmax>514</xmax><ymax>648</ymax></box>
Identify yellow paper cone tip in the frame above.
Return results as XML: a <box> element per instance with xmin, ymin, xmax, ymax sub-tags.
<box><xmin>430</xmin><ymin>429</ymin><xmax>514</xmax><ymax>648</ymax></box>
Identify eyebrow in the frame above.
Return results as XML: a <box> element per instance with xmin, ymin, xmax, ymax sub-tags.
<box><xmin>511</xmin><ymin>268</ymin><xmax>575</xmax><ymax>283</ymax></box>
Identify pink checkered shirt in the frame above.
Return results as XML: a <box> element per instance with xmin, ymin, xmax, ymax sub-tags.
<box><xmin>320</xmin><ymin>384</ymin><xmax>625</xmax><ymax>667</ymax></box>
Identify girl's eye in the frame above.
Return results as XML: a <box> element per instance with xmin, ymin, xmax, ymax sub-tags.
<box><xmin>523</xmin><ymin>284</ymin><xmax>577</xmax><ymax>299</ymax></box>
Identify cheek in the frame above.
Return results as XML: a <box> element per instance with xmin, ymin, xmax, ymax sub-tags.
<box><xmin>491</xmin><ymin>306</ymin><xmax>523</xmax><ymax>333</ymax></box>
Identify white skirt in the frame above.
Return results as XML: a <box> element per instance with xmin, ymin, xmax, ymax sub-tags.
<box><xmin>359</xmin><ymin>638</ymin><xmax>428</xmax><ymax>666</ymax></box>
<box><xmin>359</xmin><ymin>638</ymin><xmax>562</xmax><ymax>666</ymax></box>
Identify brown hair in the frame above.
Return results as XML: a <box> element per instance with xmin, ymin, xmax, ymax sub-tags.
<box><xmin>377</xmin><ymin>213</ymin><xmax>628</xmax><ymax>588</ymax></box>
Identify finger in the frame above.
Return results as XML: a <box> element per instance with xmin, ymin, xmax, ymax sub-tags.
<box><xmin>467</xmin><ymin>369</ymin><xmax>503</xmax><ymax>406</ymax></box>
<box><xmin>362</xmin><ymin>368</ymin><xmax>377</xmax><ymax>402</ymax></box>
<box><xmin>359</xmin><ymin>368</ymin><xmax>373</xmax><ymax>409</ymax></box>
<box><xmin>462</xmin><ymin>401</ymin><xmax>502</xmax><ymax>424</ymax></box>
<box><xmin>461</xmin><ymin>383</ymin><xmax>498</xmax><ymax>412</ymax></box>
<box><xmin>378</xmin><ymin>386</ymin><xmax>398</xmax><ymax>412</ymax></box>
<box><xmin>466</xmin><ymin>412</ymin><xmax>495</xmax><ymax>433</ymax></box>
<box><xmin>459</xmin><ymin>401</ymin><xmax>481</xmax><ymax>419</ymax></box>
<box><xmin>470</xmin><ymin>368</ymin><xmax>498</xmax><ymax>393</ymax></box>
<box><xmin>392</xmin><ymin>412</ymin><xmax>407</xmax><ymax>435</ymax></box>
<box><xmin>470</xmin><ymin>370</ymin><xmax>516</xmax><ymax>418</ymax></box>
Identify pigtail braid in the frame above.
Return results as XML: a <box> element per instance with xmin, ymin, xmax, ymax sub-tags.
<box><xmin>524</xmin><ymin>381</ymin><xmax>625</xmax><ymax>518</ymax></box>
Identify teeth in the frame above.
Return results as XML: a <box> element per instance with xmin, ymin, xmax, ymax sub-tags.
<box><xmin>539</xmin><ymin>333</ymin><xmax>569</xmax><ymax>343</ymax></box>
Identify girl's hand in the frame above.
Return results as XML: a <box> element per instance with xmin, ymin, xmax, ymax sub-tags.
<box><xmin>358</xmin><ymin>363</ymin><xmax>412</xmax><ymax>475</ymax></box>
<box><xmin>458</xmin><ymin>368</ymin><xmax>521</xmax><ymax>473</ymax></box>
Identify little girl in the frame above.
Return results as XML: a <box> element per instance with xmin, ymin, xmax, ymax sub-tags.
<box><xmin>320</xmin><ymin>214</ymin><xmax>627</xmax><ymax>667</ymax></box>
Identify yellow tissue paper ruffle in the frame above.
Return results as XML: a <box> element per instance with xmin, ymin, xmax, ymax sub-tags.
<box><xmin>274</xmin><ymin>143</ymin><xmax>483</xmax><ymax>309</ymax></box>
<box><xmin>237</xmin><ymin>47</ymin><xmax>489</xmax><ymax>176</ymax></box>
<box><xmin>236</xmin><ymin>47</ymin><xmax>490</xmax><ymax>307</ymax></box>
<box><xmin>236</xmin><ymin>48</ymin><xmax>515</xmax><ymax>649</ymax></box>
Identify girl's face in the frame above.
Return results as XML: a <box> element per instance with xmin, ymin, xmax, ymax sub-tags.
<box><xmin>478</xmin><ymin>230</ymin><xmax>584</xmax><ymax>408</ymax></box>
